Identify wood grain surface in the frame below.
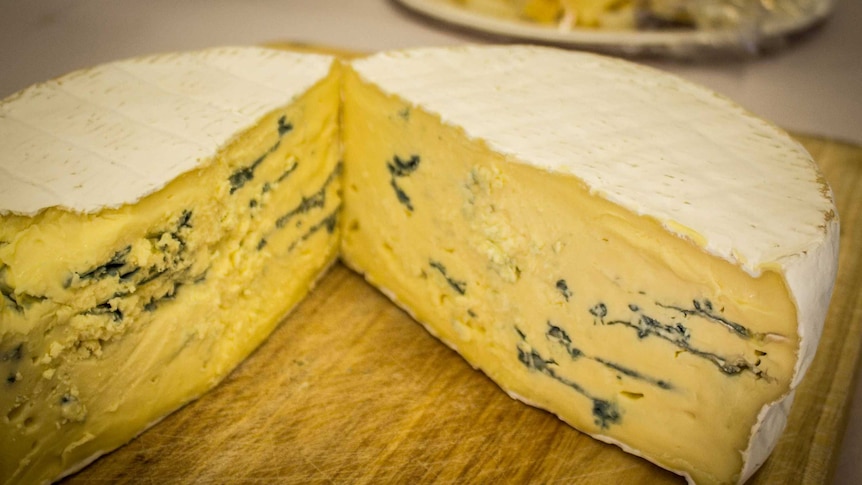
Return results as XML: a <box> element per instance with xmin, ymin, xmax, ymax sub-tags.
<box><xmin>57</xmin><ymin>133</ymin><xmax>862</xmax><ymax>484</ymax></box>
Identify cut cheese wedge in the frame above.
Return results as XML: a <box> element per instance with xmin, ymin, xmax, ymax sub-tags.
<box><xmin>0</xmin><ymin>47</ymin><xmax>341</xmax><ymax>484</ymax></box>
<box><xmin>0</xmin><ymin>45</ymin><xmax>839</xmax><ymax>485</ymax></box>
<box><xmin>341</xmin><ymin>45</ymin><xmax>838</xmax><ymax>484</ymax></box>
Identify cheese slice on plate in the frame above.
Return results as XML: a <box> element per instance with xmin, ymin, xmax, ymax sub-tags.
<box><xmin>0</xmin><ymin>45</ymin><xmax>839</xmax><ymax>485</ymax></box>
<box><xmin>341</xmin><ymin>45</ymin><xmax>838</xmax><ymax>484</ymax></box>
<box><xmin>0</xmin><ymin>47</ymin><xmax>342</xmax><ymax>484</ymax></box>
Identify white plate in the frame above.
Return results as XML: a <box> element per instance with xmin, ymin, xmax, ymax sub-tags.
<box><xmin>395</xmin><ymin>0</ymin><xmax>835</xmax><ymax>57</ymax></box>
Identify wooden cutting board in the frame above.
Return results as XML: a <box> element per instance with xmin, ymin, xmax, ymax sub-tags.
<box><xmin>60</xmin><ymin>132</ymin><xmax>862</xmax><ymax>482</ymax></box>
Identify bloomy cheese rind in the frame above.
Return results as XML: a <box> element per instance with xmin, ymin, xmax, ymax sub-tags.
<box><xmin>0</xmin><ymin>47</ymin><xmax>335</xmax><ymax>217</ymax></box>
<box><xmin>740</xmin><ymin>390</ymin><xmax>794</xmax><ymax>484</ymax></box>
<box><xmin>783</xmin><ymin>217</ymin><xmax>840</xmax><ymax>388</ymax></box>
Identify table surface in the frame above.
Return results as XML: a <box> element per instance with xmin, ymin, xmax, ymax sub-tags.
<box><xmin>1</xmin><ymin>1</ymin><xmax>860</xmax><ymax>483</ymax></box>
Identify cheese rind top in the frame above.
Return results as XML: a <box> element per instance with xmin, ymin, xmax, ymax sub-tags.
<box><xmin>0</xmin><ymin>47</ymin><xmax>334</xmax><ymax>216</ymax></box>
<box><xmin>350</xmin><ymin>45</ymin><xmax>837</xmax><ymax>279</ymax></box>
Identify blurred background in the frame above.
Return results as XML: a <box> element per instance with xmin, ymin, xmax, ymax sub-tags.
<box><xmin>1</xmin><ymin>0</ymin><xmax>860</xmax><ymax>143</ymax></box>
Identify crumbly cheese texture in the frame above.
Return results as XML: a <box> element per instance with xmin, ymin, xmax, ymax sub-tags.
<box><xmin>342</xmin><ymin>46</ymin><xmax>838</xmax><ymax>484</ymax></box>
<box><xmin>0</xmin><ymin>48</ymin><xmax>341</xmax><ymax>484</ymax></box>
<box><xmin>0</xmin><ymin>45</ymin><xmax>839</xmax><ymax>485</ymax></box>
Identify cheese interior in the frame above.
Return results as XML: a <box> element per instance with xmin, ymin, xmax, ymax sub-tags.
<box><xmin>340</xmin><ymin>68</ymin><xmax>798</xmax><ymax>484</ymax></box>
<box><xmin>0</xmin><ymin>67</ymin><xmax>341</xmax><ymax>484</ymax></box>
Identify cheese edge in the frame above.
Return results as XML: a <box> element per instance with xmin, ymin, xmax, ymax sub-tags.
<box><xmin>740</xmin><ymin>216</ymin><xmax>840</xmax><ymax>482</ymax></box>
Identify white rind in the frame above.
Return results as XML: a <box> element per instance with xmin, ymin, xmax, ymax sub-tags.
<box><xmin>740</xmin><ymin>389</ymin><xmax>794</xmax><ymax>483</ymax></box>
<box><xmin>0</xmin><ymin>46</ymin><xmax>334</xmax><ymax>216</ymax></box>
<box><xmin>784</xmin><ymin>218</ymin><xmax>840</xmax><ymax>388</ymax></box>
<box><xmin>351</xmin><ymin>45</ymin><xmax>839</xmax><ymax>482</ymax></box>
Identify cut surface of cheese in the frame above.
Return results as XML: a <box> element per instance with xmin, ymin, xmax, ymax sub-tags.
<box><xmin>0</xmin><ymin>47</ymin><xmax>341</xmax><ymax>484</ymax></box>
<box><xmin>0</xmin><ymin>45</ymin><xmax>839</xmax><ymax>485</ymax></box>
<box><xmin>341</xmin><ymin>45</ymin><xmax>838</xmax><ymax>484</ymax></box>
